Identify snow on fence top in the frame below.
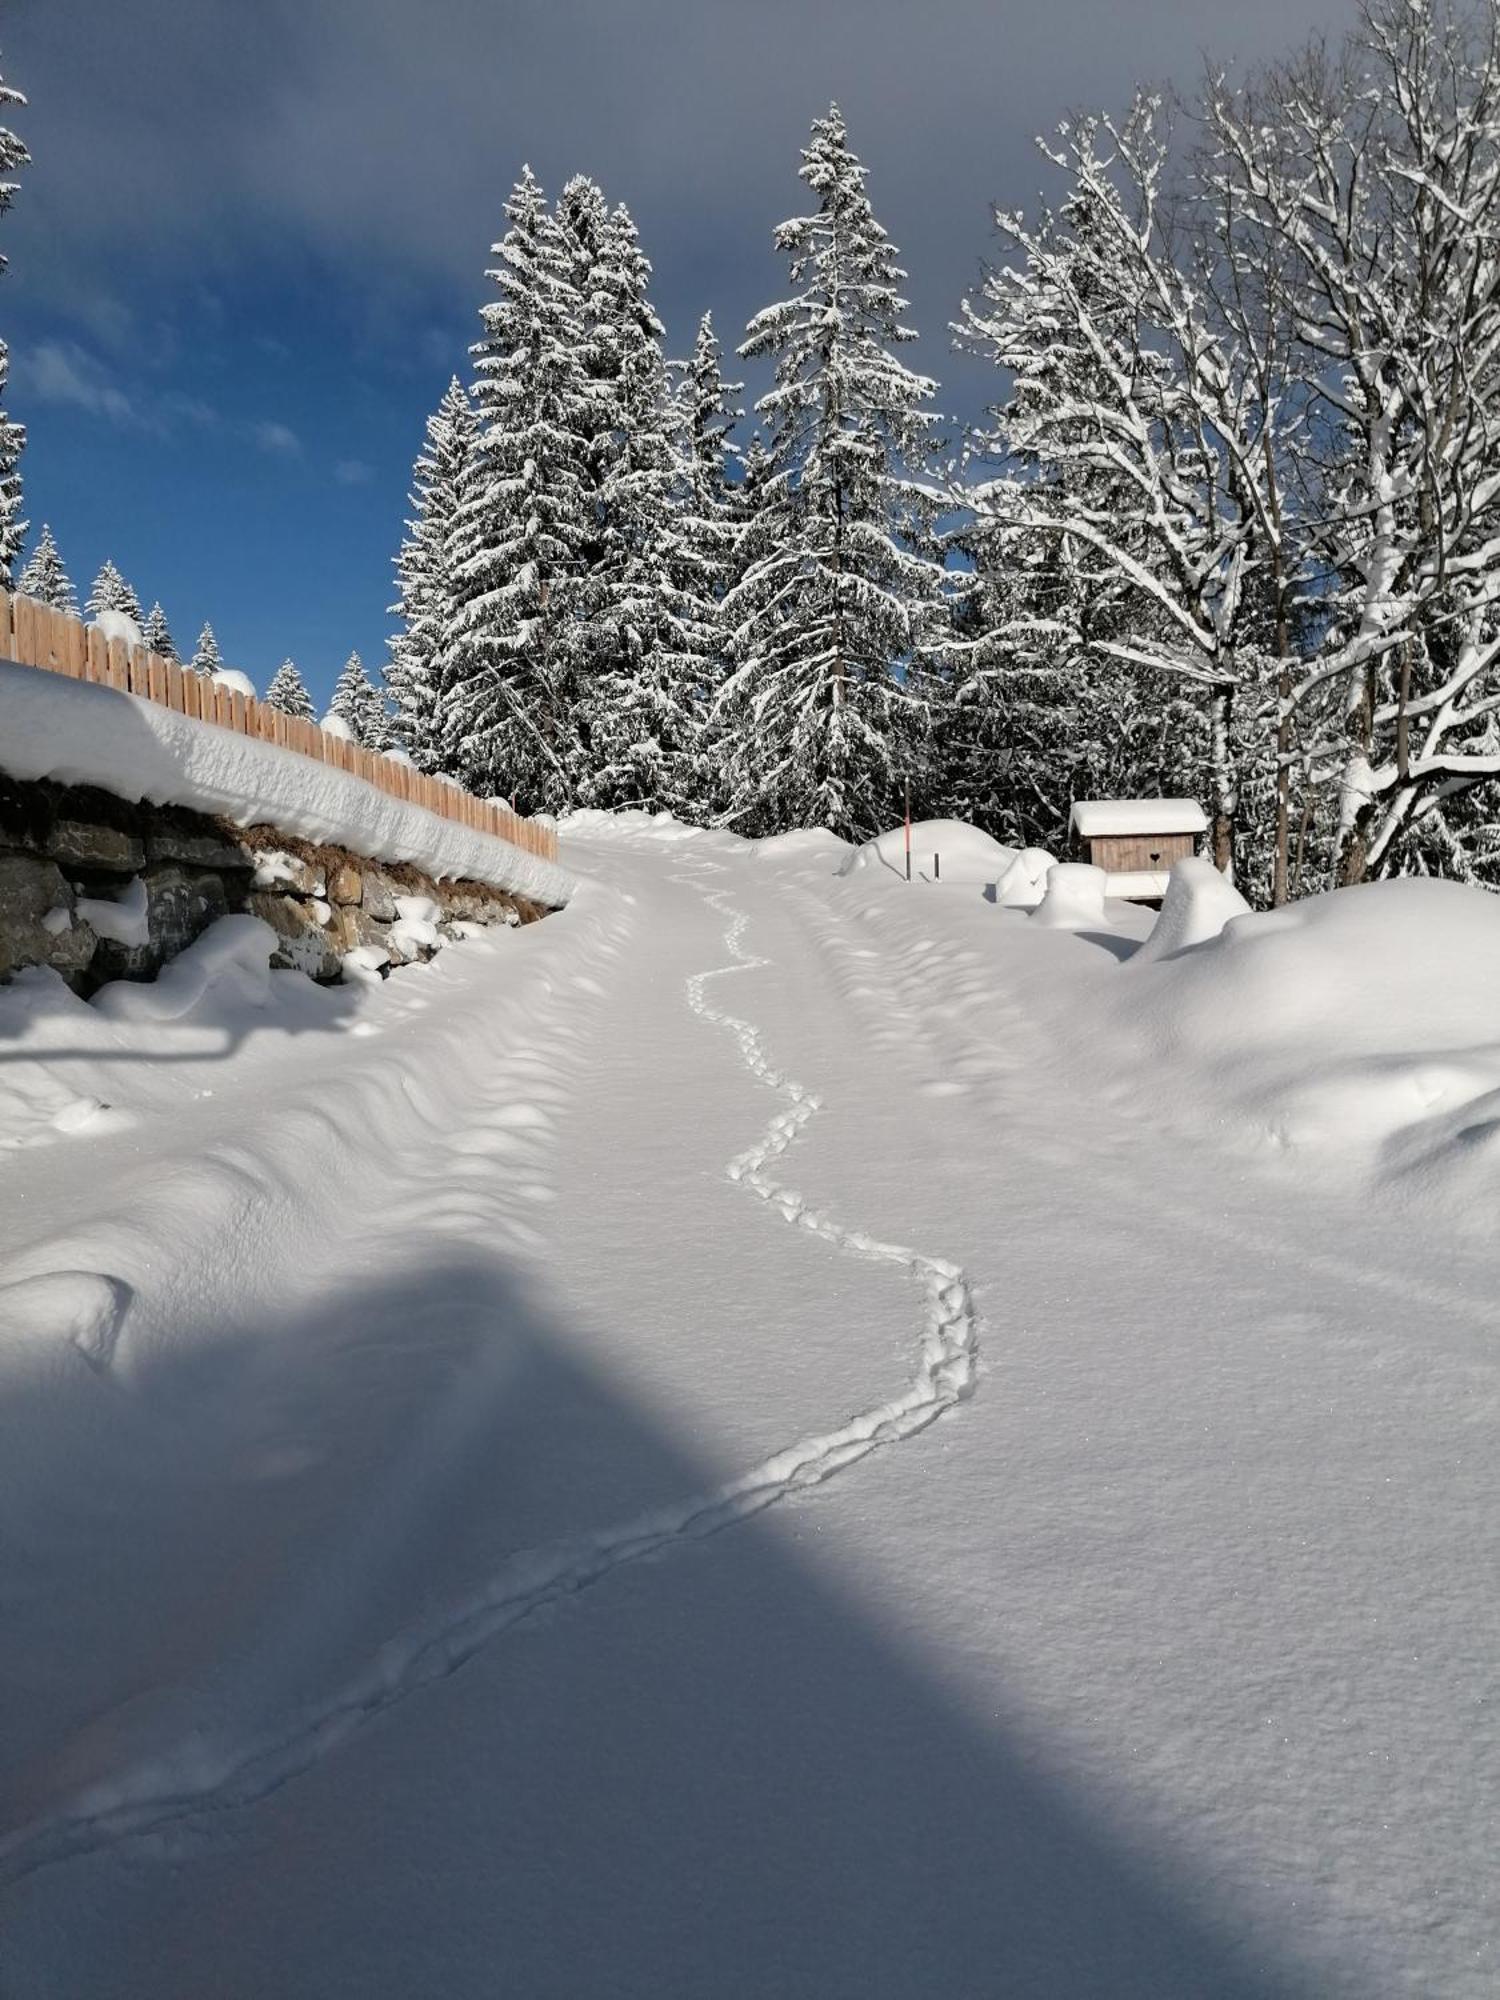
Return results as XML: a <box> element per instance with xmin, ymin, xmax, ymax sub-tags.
<box><xmin>1069</xmin><ymin>798</ymin><xmax>1208</xmax><ymax>838</ymax></box>
<box><xmin>0</xmin><ymin>591</ymin><xmax>570</xmax><ymax>906</ymax></box>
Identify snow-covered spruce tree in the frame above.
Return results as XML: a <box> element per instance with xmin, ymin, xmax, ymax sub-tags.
<box><xmin>387</xmin><ymin>376</ymin><xmax>476</xmax><ymax>772</ymax></box>
<box><xmin>0</xmin><ymin>55</ymin><xmax>27</xmax><ymax>585</ymax></box>
<box><xmin>329</xmin><ymin>651</ymin><xmax>387</xmax><ymax>747</ymax></box>
<box><xmin>265</xmin><ymin>658</ymin><xmax>315</xmax><ymax>720</ymax></box>
<box><xmin>189</xmin><ymin>622</ymin><xmax>223</xmax><ymax>677</ymax></box>
<box><xmin>17</xmin><ymin>524</ymin><xmax>75</xmax><ymax>613</ymax></box>
<box><xmin>718</xmin><ymin>106</ymin><xmax>947</xmax><ymax>841</ymax></box>
<box><xmin>573</xmin><ymin>199</ymin><xmax>705</xmax><ymax>815</ymax></box>
<box><xmin>141</xmin><ymin>602</ymin><xmax>177</xmax><ymax>661</ymax></box>
<box><xmin>666</xmin><ymin>312</ymin><xmax>743</xmax><ymax>787</ymax></box>
<box><xmin>704</xmin><ymin>429</ymin><xmax>792</xmax><ymax>821</ymax></box>
<box><xmin>85</xmin><ymin>560</ymin><xmax>144</xmax><ymax>625</ymax></box>
<box><xmin>449</xmin><ymin>167</ymin><xmax>593</xmax><ymax>812</ymax></box>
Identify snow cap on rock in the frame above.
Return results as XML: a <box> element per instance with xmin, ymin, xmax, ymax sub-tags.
<box><xmin>1031</xmin><ymin>862</ymin><xmax>1109</xmax><ymax>930</ymax></box>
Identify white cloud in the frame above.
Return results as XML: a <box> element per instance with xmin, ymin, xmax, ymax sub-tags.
<box><xmin>19</xmin><ymin>341</ymin><xmax>139</xmax><ymax>426</ymax></box>
<box><xmin>333</xmin><ymin>457</ymin><xmax>372</xmax><ymax>485</ymax></box>
<box><xmin>253</xmin><ymin>419</ymin><xmax>302</xmax><ymax>457</ymax></box>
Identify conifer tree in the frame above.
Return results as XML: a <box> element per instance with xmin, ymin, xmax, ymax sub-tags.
<box><xmin>86</xmin><ymin>561</ymin><xmax>144</xmax><ymax>625</ymax></box>
<box><xmin>668</xmin><ymin>314</ymin><xmax>744</xmax><ymax>811</ymax></box>
<box><xmin>718</xmin><ymin>106</ymin><xmax>946</xmax><ymax>839</ymax></box>
<box><xmin>141</xmin><ymin>602</ymin><xmax>177</xmax><ymax>661</ymax></box>
<box><xmin>387</xmin><ymin>376</ymin><xmax>476</xmax><ymax>772</ymax></box>
<box><xmin>190</xmin><ymin>622</ymin><xmax>223</xmax><ymax>677</ymax></box>
<box><xmin>17</xmin><ymin>524</ymin><xmax>75</xmax><ymax>613</ymax></box>
<box><xmin>265</xmin><ymin>658</ymin><xmax>315</xmax><ymax>720</ymax></box>
<box><xmin>576</xmin><ymin>200</ymin><xmax>704</xmax><ymax>813</ymax></box>
<box><xmin>674</xmin><ymin>312</ymin><xmax>742</xmax><ymax>608</ymax></box>
<box><xmin>0</xmin><ymin>56</ymin><xmax>26</xmax><ymax>584</ymax></box>
<box><xmin>329</xmin><ymin>651</ymin><xmax>387</xmax><ymax>746</ymax></box>
<box><xmin>449</xmin><ymin>167</ymin><xmax>593</xmax><ymax>811</ymax></box>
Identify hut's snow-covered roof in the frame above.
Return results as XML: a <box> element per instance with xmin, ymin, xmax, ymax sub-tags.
<box><xmin>1070</xmin><ymin>798</ymin><xmax>1208</xmax><ymax>838</ymax></box>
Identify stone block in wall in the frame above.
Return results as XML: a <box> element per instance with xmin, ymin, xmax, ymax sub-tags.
<box><xmin>144</xmin><ymin>810</ymin><xmax>251</xmax><ymax>874</ymax></box>
<box><xmin>0</xmin><ymin>773</ymin><xmax>57</xmax><ymax>852</ymax></box>
<box><xmin>329</xmin><ymin>904</ymin><xmax>387</xmax><ymax>957</ymax></box>
<box><xmin>0</xmin><ymin>855</ymin><xmax>96</xmax><ymax>980</ymax></box>
<box><xmin>327</xmin><ymin>863</ymin><xmax>363</xmax><ymax>905</ymax></box>
<box><xmin>247</xmin><ymin>890</ymin><xmax>343</xmax><ymax>982</ymax></box>
<box><xmin>51</xmin><ymin>818</ymin><xmax>146</xmax><ymax>874</ymax></box>
<box><xmin>93</xmin><ymin>865</ymin><xmax>229</xmax><ymax>982</ymax></box>
<box><xmin>361</xmin><ymin>870</ymin><xmax>399</xmax><ymax>923</ymax></box>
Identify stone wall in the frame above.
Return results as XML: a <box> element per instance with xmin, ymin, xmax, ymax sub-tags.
<box><xmin>0</xmin><ymin>772</ymin><xmax>549</xmax><ymax>993</ymax></box>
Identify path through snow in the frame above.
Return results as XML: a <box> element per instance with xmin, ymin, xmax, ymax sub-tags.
<box><xmin>0</xmin><ymin>820</ymin><xmax>1496</xmax><ymax>1998</ymax></box>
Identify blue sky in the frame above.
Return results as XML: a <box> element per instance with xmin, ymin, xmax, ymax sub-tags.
<box><xmin>3</xmin><ymin>0</ymin><xmax>1355</xmax><ymax>709</ymax></box>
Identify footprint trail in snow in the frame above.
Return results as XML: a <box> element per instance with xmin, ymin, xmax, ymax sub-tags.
<box><xmin>0</xmin><ymin>856</ymin><xmax>979</xmax><ymax>1888</ymax></box>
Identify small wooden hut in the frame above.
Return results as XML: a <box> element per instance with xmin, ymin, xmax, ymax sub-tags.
<box><xmin>1068</xmin><ymin>798</ymin><xmax>1208</xmax><ymax>903</ymax></box>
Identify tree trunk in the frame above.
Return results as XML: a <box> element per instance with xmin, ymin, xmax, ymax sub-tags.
<box><xmin>1272</xmin><ymin>666</ymin><xmax>1292</xmax><ymax>907</ymax></box>
<box><xmin>1334</xmin><ymin>662</ymin><xmax>1377</xmax><ymax>888</ymax></box>
<box><xmin>1209</xmin><ymin>682</ymin><xmax>1237</xmax><ymax>879</ymax></box>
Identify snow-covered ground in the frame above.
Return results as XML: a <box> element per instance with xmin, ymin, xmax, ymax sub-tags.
<box><xmin>0</xmin><ymin>817</ymin><xmax>1496</xmax><ymax>1998</ymax></box>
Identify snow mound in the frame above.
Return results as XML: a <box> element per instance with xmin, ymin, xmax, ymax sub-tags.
<box><xmin>320</xmin><ymin>711</ymin><xmax>356</xmax><ymax>742</ymax></box>
<box><xmin>752</xmin><ymin>829</ymin><xmax>852</xmax><ymax>868</ymax></box>
<box><xmin>389</xmin><ymin>895</ymin><xmax>442</xmax><ymax>961</ymax></box>
<box><xmin>1120</xmin><ymin>879</ymin><xmax>1500</xmax><ymax>1202</ymax></box>
<box><xmin>839</xmin><ymin>820</ymin><xmax>1016</xmax><ymax>886</ymax></box>
<box><xmin>211</xmin><ymin>668</ymin><xmax>257</xmax><ymax>700</ymax></box>
<box><xmin>0</xmin><ymin>1269</ymin><xmax>133</xmax><ymax>1381</ymax></box>
<box><xmin>75</xmin><ymin>876</ymin><xmax>151</xmax><ymax>948</ymax></box>
<box><xmin>92</xmin><ymin>916</ymin><xmax>276</xmax><ymax>1025</ymax></box>
<box><xmin>1031</xmin><ymin>863</ymin><xmax>1108</xmax><ymax>930</ymax></box>
<box><xmin>994</xmin><ymin>847</ymin><xmax>1055</xmax><ymax>909</ymax></box>
<box><xmin>1132</xmin><ymin>858</ymin><xmax>1251</xmax><ymax>963</ymax></box>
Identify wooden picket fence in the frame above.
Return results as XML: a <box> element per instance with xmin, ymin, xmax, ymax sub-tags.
<box><xmin>0</xmin><ymin>588</ymin><xmax>558</xmax><ymax>864</ymax></box>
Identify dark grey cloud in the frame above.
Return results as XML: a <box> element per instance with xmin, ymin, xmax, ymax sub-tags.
<box><xmin>5</xmin><ymin>0</ymin><xmax>1362</xmax><ymax>414</ymax></box>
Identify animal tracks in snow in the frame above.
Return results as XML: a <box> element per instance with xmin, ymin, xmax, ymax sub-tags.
<box><xmin>0</xmin><ymin>855</ymin><xmax>979</xmax><ymax>1889</ymax></box>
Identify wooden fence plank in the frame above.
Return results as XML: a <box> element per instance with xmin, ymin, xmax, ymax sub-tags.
<box><xmin>12</xmin><ymin>592</ymin><xmax>35</xmax><ymax>668</ymax></box>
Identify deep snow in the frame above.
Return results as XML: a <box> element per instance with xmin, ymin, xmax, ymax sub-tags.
<box><xmin>0</xmin><ymin>823</ymin><xmax>1497</xmax><ymax>1998</ymax></box>
<box><xmin>0</xmin><ymin>660</ymin><xmax>572</xmax><ymax>904</ymax></box>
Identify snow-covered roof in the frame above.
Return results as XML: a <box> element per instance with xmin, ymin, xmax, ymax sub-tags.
<box><xmin>1070</xmin><ymin>798</ymin><xmax>1208</xmax><ymax>837</ymax></box>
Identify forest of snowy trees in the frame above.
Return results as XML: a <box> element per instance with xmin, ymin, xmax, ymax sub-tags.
<box><xmin>382</xmin><ymin>0</ymin><xmax>1500</xmax><ymax>902</ymax></box>
<box><xmin>9</xmin><ymin>1</ymin><xmax>1500</xmax><ymax>904</ymax></box>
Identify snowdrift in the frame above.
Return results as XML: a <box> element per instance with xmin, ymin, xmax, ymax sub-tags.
<box><xmin>1121</xmin><ymin>870</ymin><xmax>1500</xmax><ymax>1207</ymax></box>
<box><xmin>751</xmin><ymin>829</ymin><xmax>853</xmax><ymax>868</ymax></box>
<box><xmin>1031</xmin><ymin>863</ymin><xmax>1108</xmax><ymax>931</ymax></box>
<box><xmin>839</xmin><ymin>821</ymin><xmax>1018</xmax><ymax>887</ymax></box>
<box><xmin>1131</xmin><ymin>857</ymin><xmax>1249</xmax><ymax>961</ymax></box>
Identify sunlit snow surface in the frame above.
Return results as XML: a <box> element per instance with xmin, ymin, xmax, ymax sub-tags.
<box><xmin>0</xmin><ymin>817</ymin><xmax>1496</xmax><ymax>1999</ymax></box>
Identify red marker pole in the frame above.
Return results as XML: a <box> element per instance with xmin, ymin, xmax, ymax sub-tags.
<box><xmin>904</xmin><ymin>777</ymin><xmax>912</xmax><ymax>882</ymax></box>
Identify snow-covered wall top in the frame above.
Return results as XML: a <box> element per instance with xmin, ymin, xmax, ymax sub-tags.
<box><xmin>0</xmin><ymin>662</ymin><xmax>574</xmax><ymax>907</ymax></box>
<box><xmin>1070</xmin><ymin>798</ymin><xmax>1208</xmax><ymax>838</ymax></box>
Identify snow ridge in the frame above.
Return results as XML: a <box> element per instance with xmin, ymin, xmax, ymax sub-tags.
<box><xmin>0</xmin><ymin>860</ymin><xmax>978</xmax><ymax>1889</ymax></box>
